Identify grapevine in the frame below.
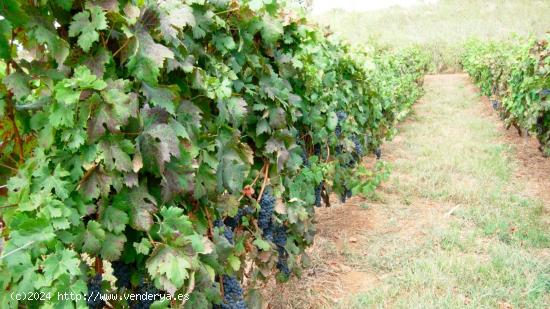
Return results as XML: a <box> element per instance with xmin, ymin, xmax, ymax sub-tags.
<box><xmin>0</xmin><ymin>0</ymin><xmax>429</xmax><ymax>307</ymax></box>
<box><xmin>462</xmin><ymin>36</ymin><xmax>550</xmax><ymax>154</ymax></box>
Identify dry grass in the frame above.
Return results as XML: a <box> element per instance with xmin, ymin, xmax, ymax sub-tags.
<box><xmin>313</xmin><ymin>0</ymin><xmax>550</xmax><ymax>72</ymax></box>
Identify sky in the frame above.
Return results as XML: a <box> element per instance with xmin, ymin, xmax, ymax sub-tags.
<box><xmin>311</xmin><ymin>0</ymin><xmax>439</xmax><ymax>15</ymax></box>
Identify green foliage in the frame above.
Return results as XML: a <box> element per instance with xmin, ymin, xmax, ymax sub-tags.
<box><xmin>462</xmin><ymin>36</ymin><xmax>550</xmax><ymax>154</ymax></box>
<box><xmin>0</xmin><ymin>1</ymin><xmax>428</xmax><ymax>308</ymax></box>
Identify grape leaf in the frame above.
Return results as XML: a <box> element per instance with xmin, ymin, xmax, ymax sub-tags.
<box><xmin>68</xmin><ymin>5</ymin><xmax>108</xmax><ymax>52</ymax></box>
<box><xmin>33</xmin><ymin>164</ymin><xmax>71</xmax><ymax>200</ymax></box>
<box><xmin>133</xmin><ymin>238</ymin><xmax>152</xmax><ymax>255</ymax></box>
<box><xmin>129</xmin><ymin>184</ymin><xmax>158</xmax><ymax>232</ymax></box>
<box><xmin>159</xmin><ymin>0</ymin><xmax>195</xmax><ymax>43</ymax></box>
<box><xmin>142</xmin><ymin>83</ymin><xmax>176</xmax><ymax>115</ymax></box>
<box><xmin>127</xmin><ymin>29</ymin><xmax>174</xmax><ymax>84</ymax></box>
<box><xmin>146</xmin><ymin>245</ymin><xmax>191</xmax><ymax>295</ymax></box>
<box><xmin>79</xmin><ymin>166</ymin><xmax>112</xmax><ymax>200</ymax></box>
<box><xmin>88</xmin><ymin>82</ymin><xmax>138</xmax><ymax>141</ymax></box>
<box><xmin>100</xmin><ymin>232</ymin><xmax>126</xmax><ymax>260</ymax></box>
<box><xmin>227</xmin><ymin>255</ymin><xmax>241</xmax><ymax>271</ymax></box>
<box><xmin>99</xmin><ymin>140</ymin><xmax>132</xmax><ymax>172</ymax></box>
<box><xmin>43</xmin><ymin>249</ymin><xmax>81</xmax><ymax>282</ymax></box>
<box><xmin>101</xmin><ymin>206</ymin><xmax>129</xmax><ymax>234</ymax></box>
<box><xmin>83</xmin><ymin>48</ymin><xmax>111</xmax><ymax>78</ymax></box>
<box><xmin>261</xmin><ymin>15</ymin><xmax>283</xmax><ymax>44</ymax></box>
<box><xmin>82</xmin><ymin>221</ymin><xmax>106</xmax><ymax>253</ymax></box>
<box><xmin>3</xmin><ymin>72</ymin><xmax>30</xmax><ymax>100</ymax></box>
<box><xmin>248</xmin><ymin>0</ymin><xmax>272</xmax><ymax>11</ymax></box>
<box><xmin>138</xmin><ymin>123</ymin><xmax>180</xmax><ymax>174</ymax></box>
<box><xmin>28</xmin><ymin>24</ymin><xmax>70</xmax><ymax>66</ymax></box>
<box><xmin>54</xmin><ymin>0</ymin><xmax>73</xmax><ymax>11</ymax></box>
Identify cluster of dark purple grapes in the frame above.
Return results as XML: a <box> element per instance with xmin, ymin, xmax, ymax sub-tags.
<box><xmin>130</xmin><ymin>281</ymin><xmax>159</xmax><ymax>309</ymax></box>
<box><xmin>340</xmin><ymin>187</ymin><xmax>352</xmax><ymax>203</ymax></box>
<box><xmin>335</xmin><ymin>111</ymin><xmax>348</xmax><ymax>138</ymax></box>
<box><xmin>112</xmin><ymin>261</ymin><xmax>132</xmax><ymax>289</ymax></box>
<box><xmin>300</xmin><ymin>145</ymin><xmax>310</xmax><ymax>168</ymax></box>
<box><xmin>375</xmin><ymin>147</ymin><xmax>382</xmax><ymax>160</ymax></box>
<box><xmin>86</xmin><ymin>274</ymin><xmax>105</xmax><ymax>309</ymax></box>
<box><xmin>351</xmin><ymin>135</ymin><xmax>363</xmax><ymax>157</ymax></box>
<box><xmin>225</xmin><ymin>207</ymin><xmax>254</xmax><ymax>230</ymax></box>
<box><xmin>214</xmin><ymin>219</ymin><xmax>235</xmax><ymax>244</ymax></box>
<box><xmin>314</xmin><ymin>182</ymin><xmax>323</xmax><ymax>207</ymax></box>
<box><xmin>313</xmin><ymin>144</ymin><xmax>321</xmax><ymax>156</ymax></box>
<box><xmin>258</xmin><ymin>189</ymin><xmax>276</xmax><ymax>241</ymax></box>
<box><xmin>336</xmin><ymin>111</ymin><xmax>348</xmax><ymax>122</ymax></box>
<box><xmin>491</xmin><ymin>99</ymin><xmax>500</xmax><ymax>110</ymax></box>
<box><xmin>217</xmin><ymin>275</ymin><xmax>247</xmax><ymax>309</ymax></box>
<box><xmin>273</xmin><ymin>225</ymin><xmax>290</xmax><ymax>277</ymax></box>
<box><xmin>541</xmin><ymin>89</ymin><xmax>550</xmax><ymax>97</ymax></box>
<box><xmin>536</xmin><ymin>116</ymin><xmax>545</xmax><ymax>135</ymax></box>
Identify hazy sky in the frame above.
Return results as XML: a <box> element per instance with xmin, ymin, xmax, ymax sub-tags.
<box><xmin>311</xmin><ymin>0</ymin><xmax>438</xmax><ymax>14</ymax></box>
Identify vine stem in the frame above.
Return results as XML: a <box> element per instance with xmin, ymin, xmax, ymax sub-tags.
<box><xmin>325</xmin><ymin>143</ymin><xmax>331</xmax><ymax>162</ymax></box>
<box><xmin>181</xmin><ymin>271</ymin><xmax>195</xmax><ymax>307</ymax></box>
<box><xmin>77</xmin><ymin>163</ymin><xmax>98</xmax><ymax>189</ymax></box>
<box><xmin>204</xmin><ymin>206</ymin><xmax>214</xmax><ymax>238</ymax></box>
<box><xmin>6</xmin><ymin>29</ymin><xmax>24</xmax><ymax>164</ymax></box>
<box><xmin>219</xmin><ymin>275</ymin><xmax>225</xmax><ymax>300</ymax></box>
<box><xmin>256</xmin><ymin>161</ymin><xmax>270</xmax><ymax>202</ymax></box>
<box><xmin>0</xmin><ymin>163</ymin><xmax>17</xmax><ymax>173</ymax></box>
<box><xmin>0</xmin><ymin>240</ymin><xmax>35</xmax><ymax>260</ymax></box>
<box><xmin>94</xmin><ymin>257</ymin><xmax>103</xmax><ymax>274</ymax></box>
<box><xmin>0</xmin><ymin>204</ymin><xmax>17</xmax><ymax>209</ymax></box>
<box><xmin>214</xmin><ymin>7</ymin><xmax>239</xmax><ymax>15</ymax></box>
<box><xmin>238</xmin><ymin>164</ymin><xmax>265</xmax><ymax>202</ymax></box>
<box><xmin>112</xmin><ymin>39</ymin><xmax>130</xmax><ymax>58</ymax></box>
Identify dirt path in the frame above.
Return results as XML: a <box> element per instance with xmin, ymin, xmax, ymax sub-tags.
<box><xmin>265</xmin><ymin>74</ymin><xmax>550</xmax><ymax>309</ymax></box>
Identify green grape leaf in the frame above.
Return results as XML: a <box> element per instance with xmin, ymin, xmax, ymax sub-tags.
<box><xmin>142</xmin><ymin>83</ymin><xmax>176</xmax><ymax>115</ymax></box>
<box><xmin>43</xmin><ymin>249</ymin><xmax>81</xmax><ymax>282</ymax></box>
<box><xmin>127</xmin><ymin>29</ymin><xmax>174</xmax><ymax>84</ymax></box>
<box><xmin>227</xmin><ymin>255</ymin><xmax>241</xmax><ymax>271</ymax></box>
<box><xmin>0</xmin><ymin>19</ymin><xmax>11</xmax><ymax>60</ymax></box>
<box><xmin>54</xmin><ymin>0</ymin><xmax>73</xmax><ymax>11</ymax></box>
<box><xmin>79</xmin><ymin>166</ymin><xmax>112</xmax><ymax>200</ymax></box>
<box><xmin>99</xmin><ymin>140</ymin><xmax>132</xmax><ymax>172</ymax></box>
<box><xmin>102</xmin><ymin>206</ymin><xmax>129</xmax><ymax>234</ymax></box>
<box><xmin>68</xmin><ymin>5</ymin><xmax>108</xmax><ymax>52</ymax></box>
<box><xmin>261</xmin><ymin>15</ymin><xmax>283</xmax><ymax>44</ymax></box>
<box><xmin>158</xmin><ymin>207</ymin><xmax>194</xmax><ymax>237</ymax></box>
<box><xmin>134</xmin><ymin>238</ymin><xmax>152</xmax><ymax>255</ymax></box>
<box><xmin>248</xmin><ymin>0</ymin><xmax>272</xmax><ymax>11</ymax></box>
<box><xmin>82</xmin><ymin>221</ymin><xmax>106</xmax><ymax>253</ymax></box>
<box><xmin>3</xmin><ymin>72</ymin><xmax>30</xmax><ymax>100</ymax></box>
<box><xmin>327</xmin><ymin>111</ymin><xmax>338</xmax><ymax>131</ymax></box>
<box><xmin>29</xmin><ymin>24</ymin><xmax>70</xmax><ymax>66</ymax></box>
<box><xmin>253</xmin><ymin>238</ymin><xmax>271</xmax><ymax>251</ymax></box>
<box><xmin>216</xmin><ymin>141</ymin><xmax>252</xmax><ymax>194</ymax></box>
<box><xmin>159</xmin><ymin>0</ymin><xmax>195</xmax><ymax>42</ymax></box>
<box><xmin>33</xmin><ymin>164</ymin><xmax>71</xmax><ymax>200</ymax></box>
<box><xmin>138</xmin><ymin>123</ymin><xmax>180</xmax><ymax>174</ymax></box>
<box><xmin>129</xmin><ymin>184</ymin><xmax>158</xmax><ymax>232</ymax></box>
<box><xmin>100</xmin><ymin>232</ymin><xmax>127</xmax><ymax>261</ymax></box>
<box><xmin>146</xmin><ymin>245</ymin><xmax>191</xmax><ymax>295</ymax></box>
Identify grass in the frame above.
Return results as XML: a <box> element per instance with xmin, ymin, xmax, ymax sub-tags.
<box><xmin>313</xmin><ymin>0</ymin><xmax>550</xmax><ymax>72</ymax></box>
<box><xmin>263</xmin><ymin>75</ymin><xmax>549</xmax><ymax>308</ymax></box>
<box><xmin>334</xmin><ymin>75</ymin><xmax>550</xmax><ymax>308</ymax></box>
